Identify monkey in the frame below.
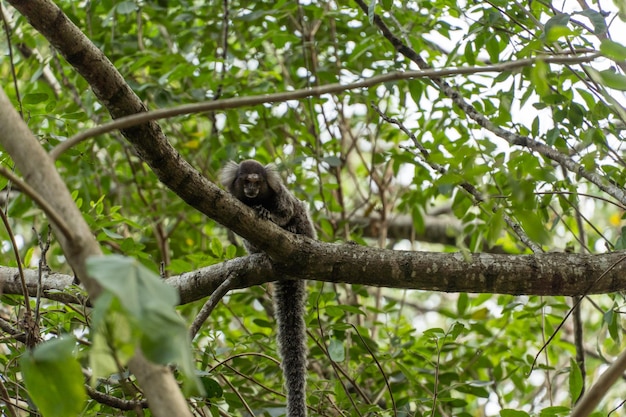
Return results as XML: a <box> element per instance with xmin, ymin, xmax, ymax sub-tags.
<box><xmin>220</xmin><ymin>159</ymin><xmax>315</xmax><ymax>417</ymax></box>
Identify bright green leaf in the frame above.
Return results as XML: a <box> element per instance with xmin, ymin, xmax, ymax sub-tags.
<box><xmin>457</xmin><ymin>293</ymin><xmax>468</xmax><ymax>316</ymax></box>
<box><xmin>22</xmin><ymin>93</ymin><xmax>49</xmax><ymax>104</ymax></box>
<box><xmin>531</xmin><ymin>60</ymin><xmax>549</xmax><ymax>96</ymax></box>
<box><xmin>597</xmin><ymin>69</ymin><xmax>626</xmax><ymax>91</ymax></box>
<box><xmin>569</xmin><ymin>358</ymin><xmax>583</xmax><ymax>403</ymax></box>
<box><xmin>210</xmin><ymin>237</ymin><xmax>223</xmax><ymax>258</ymax></box>
<box><xmin>543</xmin><ymin>14</ymin><xmax>572</xmax><ymax>41</ymax></box>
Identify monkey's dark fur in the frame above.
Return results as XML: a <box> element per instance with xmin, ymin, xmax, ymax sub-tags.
<box><xmin>220</xmin><ymin>160</ymin><xmax>315</xmax><ymax>417</ymax></box>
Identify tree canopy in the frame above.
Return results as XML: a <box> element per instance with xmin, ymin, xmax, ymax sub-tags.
<box><xmin>1</xmin><ymin>0</ymin><xmax>626</xmax><ymax>416</ymax></box>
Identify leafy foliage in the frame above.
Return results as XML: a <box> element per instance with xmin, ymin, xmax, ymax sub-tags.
<box><xmin>0</xmin><ymin>0</ymin><xmax>626</xmax><ymax>416</ymax></box>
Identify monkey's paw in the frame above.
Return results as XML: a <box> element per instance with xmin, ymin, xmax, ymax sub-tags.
<box><xmin>253</xmin><ymin>205</ymin><xmax>271</xmax><ymax>220</ymax></box>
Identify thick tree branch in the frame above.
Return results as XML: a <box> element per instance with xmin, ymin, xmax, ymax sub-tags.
<box><xmin>0</xmin><ymin>85</ymin><xmax>192</xmax><ymax>417</ymax></box>
<box><xmin>3</xmin><ymin>247</ymin><xmax>626</xmax><ymax>305</ymax></box>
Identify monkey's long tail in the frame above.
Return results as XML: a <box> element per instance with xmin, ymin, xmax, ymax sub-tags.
<box><xmin>274</xmin><ymin>278</ymin><xmax>308</xmax><ymax>417</ymax></box>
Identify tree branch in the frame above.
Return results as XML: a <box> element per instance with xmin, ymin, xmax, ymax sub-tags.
<box><xmin>3</xmin><ymin>247</ymin><xmax>626</xmax><ymax>306</ymax></box>
<box><xmin>48</xmin><ymin>52</ymin><xmax>599</xmax><ymax>160</ymax></box>
<box><xmin>0</xmin><ymin>84</ymin><xmax>193</xmax><ymax>417</ymax></box>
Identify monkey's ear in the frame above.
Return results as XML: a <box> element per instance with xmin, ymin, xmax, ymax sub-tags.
<box><xmin>264</xmin><ymin>163</ymin><xmax>283</xmax><ymax>193</ymax></box>
<box><xmin>219</xmin><ymin>161</ymin><xmax>240</xmax><ymax>186</ymax></box>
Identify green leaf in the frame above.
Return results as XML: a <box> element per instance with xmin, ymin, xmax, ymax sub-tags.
<box><xmin>368</xmin><ymin>0</ymin><xmax>376</xmax><ymax>23</ymax></box>
<box><xmin>90</xmin><ymin>305</ymin><xmax>135</xmax><ymax>381</ymax></box>
<box><xmin>22</xmin><ymin>93</ymin><xmax>49</xmax><ymax>104</ymax></box>
<box><xmin>457</xmin><ymin>293</ymin><xmax>468</xmax><ymax>316</ymax></box>
<box><xmin>323</xmin><ymin>155</ymin><xmax>342</xmax><ymax>167</ymax></box>
<box><xmin>88</xmin><ymin>255</ymin><xmax>179</xmax><ymax>317</ymax></box>
<box><xmin>543</xmin><ymin>14</ymin><xmax>572</xmax><ymax>41</ymax></box>
<box><xmin>604</xmin><ymin>305</ymin><xmax>620</xmax><ymax>342</ymax></box>
<box><xmin>210</xmin><ymin>237</ymin><xmax>223</xmax><ymax>258</ymax></box>
<box><xmin>116</xmin><ymin>1</ymin><xmax>137</xmax><ymax>14</ymax></box>
<box><xmin>516</xmin><ymin>210</ymin><xmax>550</xmax><ymax>244</ymax></box>
<box><xmin>539</xmin><ymin>405</ymin><xmax>570</xmax><ymax>416</ymax></box>
<box><xmin>328</xmin><ymin>338</ymin><xmax>345</xmax><ymax>362</ymax></box>
<box><xmin>568</xmin><ymin>358</ymin><xmax>583</xmax><ymax>403</ymax></box>
<box><xmin>486</xmin><ymin>35</ymin><xmax>500</xmax><ymax>63</ymax></box>
<box><xmin>201</xmin><ymin>377</ymin><xmax>224</xmax><ymax>399</ymax></box>
<box><xmin>87</xmin><ymin>255</ymin><xmax>204</xmax><ymax>396</ymax></box>
<box><xmin>531</xmin><ymin>60</ymin><xmax>549</xmax><ymax>96</ymax></box>
<box><xmin>423</xmin><ymin>328</ymin><xmax>445</xmax><ymax>338</ymax></box>
<box><xmin>454</xmin><ymin>382</ymin><xmax>489</xmax><ymax>398</ymax></box>
<box><xmin>615</xmin><ymin>226</ymin><xmax>626</xmax><ymax>250</ymax></box>
<box><xmin>464</xmin><ymin>42</ymin><xmax>475</xmax><ymax>66</ymax></box>
<box><xmin>487</xmin><ymin>208</ymin><xmax>505</xmax><ymax>248</ymax></box>
<box><xmin>597</xmin><ymin>69</ymin><xmax>626</xmax><ymax>91</ymax></box>
<box><xmin>545</xmin><ymin>127</ymin><xmax>560</xmax><ymax>146</ymax></box>
<box><xmin>448</xmin><ymin>322</ymin><xmax>466</xmax><ymax>340</ymax></box>
<box><xmin>575</xmin><ymin>9</ymin><xmax>607</xmax><ymax>34</ymax></box>
<box><xmin>20</xmin><ymin>337</ymin><xmax>86</xmax><ymax>417</ymax></box>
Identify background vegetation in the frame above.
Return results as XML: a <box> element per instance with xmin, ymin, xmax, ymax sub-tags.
<box><xmin>1</xmin><ymin>0</ymin><xmax>626</xmax><ymax>416</ymax></box>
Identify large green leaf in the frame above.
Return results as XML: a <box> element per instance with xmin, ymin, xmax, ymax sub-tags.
<box><xmin>87</xmin><ymin>255</ymin><xmax>203</xmax><ymax>396</ymax></box>
<box><xmin>20</xmin><ymin>337</ymin><xmax>86</xmax><ymax>417</ymax></box>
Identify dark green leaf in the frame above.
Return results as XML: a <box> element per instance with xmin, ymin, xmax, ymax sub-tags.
<box><xmin>201</xmin><ymin>377</ymin><xmax>224</xmax><ymax>399</ymax></box>
<box><xmin>575</xmin><ymin>9</ymin><xmax>607</xmax><ymax>34</ymax></box>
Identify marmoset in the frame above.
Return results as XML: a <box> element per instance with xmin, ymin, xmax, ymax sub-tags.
<box><xmin>220</xmin><ymin>159</ymin><xmax>315</xmax><ymax>417</ymax></box>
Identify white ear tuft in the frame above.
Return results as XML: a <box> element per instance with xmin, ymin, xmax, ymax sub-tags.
<box><xmin>265</xmin><ymin>163</ymin><xmax>283</xmax><ymax>193</ymax></box>
<box><xmin>219</xmin><ymin>161</ymin><xmax>240</xmax><ymax>186</ymax></box>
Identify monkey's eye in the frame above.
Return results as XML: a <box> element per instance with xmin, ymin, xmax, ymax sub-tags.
<box><xmin>245</xmin><ymin>173</ymin><xmax>261</xmax><ymax>183</ymax></box>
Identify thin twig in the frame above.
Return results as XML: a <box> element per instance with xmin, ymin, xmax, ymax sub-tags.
<box><xmin>0</xmin><ymin>166</ymin><xmax>73</xmax><ymax>240</ymax></box>
<box><xmin>189</xmin><ymin>274</ymin><xmax>236</xmax><ymax>339</ymax></box>
<box><xmin>531</xmin><ymin>254</ymin><xmax>626</xmax><ymax>371</ymax></box>
<box><xmin>0</xmin><ymin>208</ymin><xmax>29</xmax><ymax>316</ymax></box>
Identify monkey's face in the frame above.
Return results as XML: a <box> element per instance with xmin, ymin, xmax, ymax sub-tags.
<box><xmin>240</xmin><ymin>173</ymin><xmax>265</xmax><ymax>199</ymax></box>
